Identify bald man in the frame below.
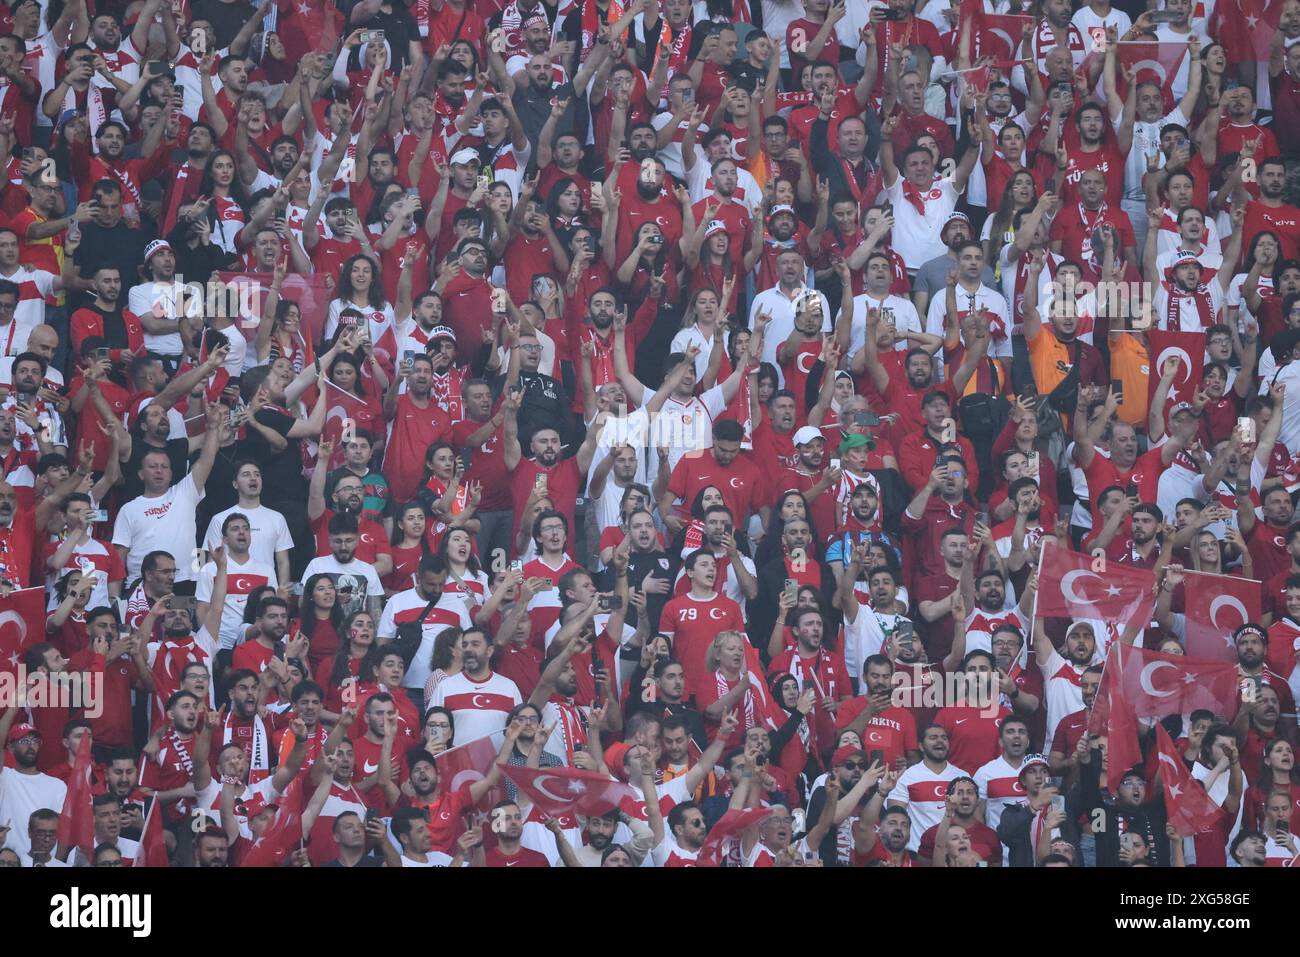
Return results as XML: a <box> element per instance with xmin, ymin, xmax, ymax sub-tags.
<box><xmin>0</xmin><ymin>324</ymin><xmax>64</xmax><ymax>387</ymax></box>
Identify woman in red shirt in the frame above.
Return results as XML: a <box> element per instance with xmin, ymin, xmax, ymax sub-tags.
<box><xmin>1243</xmin><ymin>739</ymin><xmax>1300</xmax><ymax>836</ymax></box>
<box><xmin>385</xmin><ymin>502</ymin><xmax>429</xmax><ymax>595</ymax></box>
<box><xmin>299</xmin><ymin>573</ymin><xmax>344</xmax><ymax>675</ymax></box>
<box><xmin>316</xmin><ymin>608</ymin><xmax>377</xmax><ymax>720</ymax></box>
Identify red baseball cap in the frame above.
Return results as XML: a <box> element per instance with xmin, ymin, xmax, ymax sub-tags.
<box><xmin>6</xmin><ymin>722</ymin><xmax>39</xmax><ymax>744</ymax></box>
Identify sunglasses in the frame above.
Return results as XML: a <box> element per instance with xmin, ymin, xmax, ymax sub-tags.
<box><xmin>841</xmin><ymin>760</ymin><xmax>867</xmax><ymax>771</ymax></box>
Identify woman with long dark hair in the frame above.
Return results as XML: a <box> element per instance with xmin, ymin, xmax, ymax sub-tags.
<box><xmin>317</xmin><ymin>609</ymin><xmax>378</xmax><ymax>719</ymax></box>
<box><xmin>386</xmin><ymin>501</ymin><xmax>430</xmax><ymax>594</ymax></box>
<box><xmin>422</xmin><ymin>625</ymin><xmax>464</xmax><ymax>703</ymax></box>
<box><xmin>256</xmin><ymin>260</ymin><xmax>315</xmax><ymax>373</ymax></box>
<box><xmin>1243</xmin><ymin>739</ymin><xmax>1300</xmax><ymax>837</ymax></box>
<box><xmin>197</xmin><ymin>149</ymin><xmax>253</xmax><ymax>254</ymax></box>
<box><xmin>299</xmin><ymin>574</ymin><xmax>344</xmax><ymax>673</ymax></box>
<box><xmin>755</xmin><ymin>490</ymin><xmax>815</xmax><ymax>568</ymax></box>
<box><xmin>417</xmin><ymin>442</ymin><xmax>481</xmax><ymax>547</ymax></box>
<box><xmin>324</xmin><ymin>254</ymin><xmax>398</xmax><ymax>369</ymax></box>
<box><xmin>545</xmin><ymin>177</ymin><xmax>588</xmax><ymax>231</ymax></box>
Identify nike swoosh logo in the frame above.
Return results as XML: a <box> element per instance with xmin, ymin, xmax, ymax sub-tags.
<box><xmin>362</xmin><ymin>760</ymin><xmax>379</xmax><ymax>774</ymax></box>
<box><xmin>954</xmin><ymin>719</ymin><xmax>969</xmax><ymax>725</ymax></box>
<box><xmin>505</xmin><ymin>860</ymin><xmax>517</xmax><ymax>867</ymax></box>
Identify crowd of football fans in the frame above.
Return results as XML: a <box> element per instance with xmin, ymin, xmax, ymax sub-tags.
<box><xmin>0</xmin><ymin>0</ymin><xmax>1298</xmax><ymax>868</ymax></box>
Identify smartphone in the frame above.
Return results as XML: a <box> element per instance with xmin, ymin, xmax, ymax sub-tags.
<box><xmin>1110</xmin><ymin>378</ymin><xmax>1124</xmax><ymax>404</ymax></box>
<box><xmin>1237</xmin><ymin>416</ymin><xmax>1256</xmax><ymax>445</ymax></box>
<box><xmin>1149</xmin><ymin>9</ymin><xmax>1179</xmax><ymax>22</ymax></box>
<box><xmin>896</xmin><ymin>619</ymin><xmax>914</xmax><ymax>641</ymax></box>
<box><xmin>168</xmin><ymin>596</ymin><xmax>197</xmax><ymax>614</ymax></box>
<box><xmin>92</xmin><ymin>507</ymin><xmax>109</xmax><ymax>523</ymax></box>
<box><xmin>403</xmin><ymin>349</ymin><xmax>416</xmax><ymax>365</ymax></box>
<box><xmin>881</xmin><ymin>8</ymin><xmax>905</xmax><ymax>19</ymax></box>
<box><xmin>1050</xmin><ymin>795</ymin><xmax>1066</xmax><ymax>814</ymax></box>
<box><xmin>598</xmin><ymin>595</ymin><xmax>624</xmax><ymax>611</ymax></box>
<box><xmin>509</xmin><ymin>559</ymin><xmax>523</xmax><ymax>572</ymax></box>
<box><xmin>868</xmin><ymin>749</ymin><xmax>884</xmax><ymax>767</ymax></box>
<box><xmin>1125</xmin><ymin>481</ymin><xmax>1139</xmax><ymax>498</ymax></box>
<box><xmin>783</xmin><ymin>578</ymin><xmax>798</xmax><ymax>603</ymax></box>
<box><xmin>358</xmin><ymin>29</ymin><xmax>385</xmax><ymax>44</ymax></box>
<box><xmin>146</xmin><ymin>61</ymin><xmax>164</xmax><ymax>76</ymax></box>
<box><xmin>829</xmin><ymin>457</ymin><xmax>841</xmax><ymax>471</ymax></box>
<box><xmin>1025</xmin><ymin>451</ymin><xmax>1041</xmax><ymax>475</ymax></box>
<box><xmin>476</xmin><ymin>173</ymin><xmax>491</xmax><ymax>193</ymax></box>
<box><xmin>95</xmin><ymin>346</ymin><xmax>110</xmax><ymax>361</ymax></box>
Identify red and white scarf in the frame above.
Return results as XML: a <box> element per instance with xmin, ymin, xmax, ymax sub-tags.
<box><xmin>900</xmin><ymin>178</ymin><xmax>940</xmax><ymax>216</ymax></box>
<box><xmin>68</xmin><ymin>83</ymin><xmax>108</xmax><ymax>152</ymax></box>
<box><xmin>550</xmin><ymin>695</ymin><xmax>589</xmax><ymax>763</ymax></box>
<box><xmin>223</xmin><ymin>712</ymin><xmax>271</xmax><ymax>784</ymax></box>
<box><xmin>1164</xmin><ymin>282</ymin><xmax>1216</xmax><ymax>330</ymax></box>
<box><xmin>651</xmin><ymin>20</ymin><xmax>692</xmax><ymax>83</ymax></box>
<box><xmin>579</xmin><ymin>0</ymin><xmax>624</xmax><ymax>60</ymax></box>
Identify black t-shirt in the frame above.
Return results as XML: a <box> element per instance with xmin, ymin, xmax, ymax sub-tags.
<box><xmin>239</xmin><ymin>408</ymin><xmax>301</xmax><ymax>505</ymax></box>
<box><xmin>341</xmin><ymin>0</ymin><xmax>420</xmax><ymax>70</ymax></box>
<box><xmin>322</xmin><ymin>854</ymin><xmax>384</xmax><ymax>867</ymax></box>
<box><xmin>192</xmin><ymin>0</ymin><xmax>258</xmax><ymax>48</ymax></box>
<box><xmin>81</xmin><ymin>305</ymin><xmax>131</xmax><ymax>350</ymax></box>
<box><xmin>489</xmin><ymin>371</ymin><xmax>572</xmax><ymax>451</ymax></box>
<box><xmin>73</xmin><ymin>222</ymin><xmax>148</xmax><ymax>310</ymax></box>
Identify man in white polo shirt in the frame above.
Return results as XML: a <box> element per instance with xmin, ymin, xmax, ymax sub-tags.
<box><xmin>878</xmin><ymin>112</ymin><xmax>979</xmax><ymax>272</ymax></box>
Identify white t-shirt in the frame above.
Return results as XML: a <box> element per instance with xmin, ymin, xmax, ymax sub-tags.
<box><xmin>751</xmin><ymin>285</ymin><xmax>832</xmax><ymax>387</ymax></box>
<box><xmin>375</xmin><ymin>588</ymin><xmax>473</xmax><ymax>691</ymax></box>
<box><xmin>298</xmin><ymin>555</ymin><xmax>383</xmax><ymax>619</ymax></box>
<box><xmin>1041</xmin><ymin>648</ymin><xmax>1088</xmax><ymax>753</ymax></box>
<box><xmin>428</xmin><ymin>671</ymin><xmax>523</xmax><ymax>745</ymax></box>
<box><xmin>650</xmin><ymin>386</ymin><xmax>728</xmax><ymax>480</ymax></box>
<box><xmin>127</xmin><ymin>279</ymin><xmax>203</xmax><ymax>358</ymax></box>
<box><xmin>195</xmin><ymin>555</ymin><xmax>279</xmax><ymax>651</ymax></box>
<box><xmin>202</xmin><ymin>504</ymin><xmax>294</xmax><ymax>572</ymax></box>
<box><xmin>925</xmin><ymin>282</ymin><xmax>1013</xmax><ymax>359</ymax></box>
<box><xmin>0</xmin><ymin>767</ymin><xmax>67</xmax><ymax>857</ymax></box>
<box><xmin>847</xmin><ymin>293</ymin><xmax>922</xmax><ymax>360</ymax></box>
<box><xmin>111</xmin><ymin>474</ymin><xmax>205</xmax><ymax>582</ymax></box>
<box><xmin>973</xmin><ymin>754</ymin><xmax>1028</xmax><ymax>832</ymax></box>
<box><xmin>890</xmin><ymin>761</ymin><xmax>968</xmax><ymax>851</ymax></box>
<box><xmin>881</xmin><ymin>176</ymin><xmax>960</xmax><ymax>270</ymax></box>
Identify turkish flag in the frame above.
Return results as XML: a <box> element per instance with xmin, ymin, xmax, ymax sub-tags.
<box><xmin>1145</xmin><ymin>329</ymin><xmax>1205</xmax><ymax>417</ymax></box>
<box><xmin>0</xmin><ymin>586</ymin><xmax>45</xmax><ymax>677</ymax></box>
<box><xmin>1035</xmin><ymin>541</ymin><xmax>1156</xmax><ymax>630</ymax></box>
<box><xmin>56</xmin><ymin>733</ymin><xmax>95</xmax><ymax>858</ymax></box>
<box><xmin>1182</xmin><ymin>571</ymin><xmax>1261</xmax><ymax>663</ymax></box>
<box><xmin>133</xmin><ymin>798</ymin><xmax>170</xmax><ymax>867</ymax></box>
<box><xmin>240</xmin><ymin>774</ymin><xmax>305</xmax><ymax>868</ymax></box>
<box><xmin>1152</xmin><ymin>722</ymin><xmax>1226</xmax><ymax>836</ymax></box>
<box><xmin>1210</xmin><ymin>0</ymin><xmax>1283</xmax><ymax>61</ymax></box>
<box><xmin>1082</xmin><ymin>41</ymin><xmax>1189</xmax><ymax>108</ymax></box>
<box><xmin>980</xmin><ymin>14</ymin><xmax>1035</xmax><ymax>60</ymax></box>
<box><xmin>698</xmin><ymin>806</ymin><xmax>774</xmax><ymax>868</ymax></box>
<box><xmin>435</xmin><ymin>731</ymin><xmax>506</xmax><ymax>809</ymax></box>
<box><xmin>1089</xmin><ymin>642</ymin><xmax>1145</xmax><ymax>783</ymax></box>
<box><xmin>215</xmin><ymin>271</ymin><xmax>333</xmax><ymax>349</ymax></box>
<box><xmin>501</xmin><ymin>765</ymin><xmax>640</xmax><ymax>817</ymax></box>
<box><xmin>1114</xmin><ymin>642</ymin><xmax>1241</xmax><ymax>718</ymax></box>
<box><xmin>315</xmin><ymin>380</ymin><xmax>374</xmax><ymax>470</ymax></box>
<box><xmin>277</xmin><ymin>0</ymin><xmax>345</xmax><ymax>63</ymax></box>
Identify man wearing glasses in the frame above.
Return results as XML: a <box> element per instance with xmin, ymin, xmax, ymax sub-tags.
<box><xmin>0</xmin><ymin>720</ymin><xmax>68</xmax><ymax>860</ymax></box>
